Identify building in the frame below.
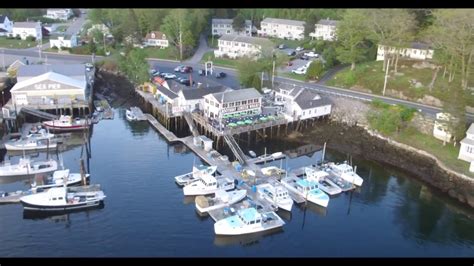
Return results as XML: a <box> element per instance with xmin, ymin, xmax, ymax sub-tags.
<box><xmin>12</xmin><ymin>22</ymin><xmax>42</xmax><ymax>40</ymax></box>
<box><xmin>10</xmin><ymin>71</ymin><xmax>87</xmax><ymax>107</ymax></box>
<box><xmin>177</xmin><ymin>86</ymin><xmax>229</xmax><ymax>112</ymax></box>
<box><xmin>6</xmin><ymin>59</ymin><xmax>27</xmax><ymax>77</ymax></box>
<box><xmin>310</xmin><ymin>18</ymin><xmax>339</xmax><ymax>41</ymax></box>
<box><xmin>459</xmin><ymin>124</ymin><xmax>474</xmax><ymax>162</ymax></box>
<box><xmin>50</xmin><ymin>34</ymin><xmax>78</xmax><ymax>49</ymax></box>
<box><xmin>214</xmin><ymin>35</ymin><xmax>273</xmax><ymax>59</ymax></box>
<box><xmin>144</xmin><ymin>31</ymin><xmax>169</xmax><ymax>48</ymax></box>
<box><xmin>274</xmin><ymin>84</ymin><xmax>332</xmax><ymax>121</ymax></box>
<box><xmin>17</xmin><ymin>64</ymin><xmax>90</xmax><ymax>83</ymax></box>
<box><xmin>257</xmin><ymin>18</ymin><xmax>305</xmax><ymax>40</ymax></box>
<box><xmin>211</xmin><ymin>18</ymin><xmax>252</xmax><ymax>37</ymax></box>
<box><xmin>44</xmin><ymin>9</ymin><xmax>73</xmax><ymax>21</ymax></box>
<box><xmin>203</xmin><ymin>88</ymin><xmax>262</xmax><ymax>120</ymax></box>
<box><xmin>0</xmin><ymin>15</ymin><xmax>13</xmax><ymax>36</ymax></box>
<box><xmin>376</xmin><ymin>42</ymin><xmax>434</xmax><ymax>61</ymax></box>
<box><xmin>433</xmin><ymin>112</ymin><xmax>454</xmax><ymax>142</ymax></box>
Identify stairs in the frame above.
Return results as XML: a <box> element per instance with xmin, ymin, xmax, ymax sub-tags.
<box><xmin>20</xmin><ymin>107</ymin><xmax>58</xmax><ymax>120</ymax></box>
<box><xmin>183</xmin><ymin>111</ymin><xmax>199</xmax><ymax>137</ymax></box>
<box><xmin>223</xmin><ymin>133</ymin><xmax>248</xmax><ymax>166</ymax></box>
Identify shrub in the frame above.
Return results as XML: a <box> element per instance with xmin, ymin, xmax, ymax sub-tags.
<box><xmin>51</xmin><ymin>45</ymin><xmax>58</xmax><ymax>50</ymax></box>
<box><xmin>26</xmin><ymin>36</ymin><xmax>36</xmax><ymax>42</ymax></box>
<box><xmin>306</xmin><ymin>61</ymin><xmax>324</xmax><ymax>81</ymax></box>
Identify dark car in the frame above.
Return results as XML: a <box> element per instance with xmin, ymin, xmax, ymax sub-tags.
<box><xmin>181</xmin><ymin>66</ymin><xmax>193</xmax><ymax>73</ymax></box>
<box><xmin>215</xmin><ymin>72</ymin><xmax>226</xmax><ymax>79</ymax></box>
<box><xmin>179</xmin><ymin>78</ymin><xmax>196</xmax><ymax>86</ymax></box>
<box><xmin>300</xmin><ymin>55</ymin><xmax>310</xmax><ymax>60</ymax></box>
<box><xmin>198</xmin><ymin>69</ymin><xmax>206</xmax><ymax>76</ymax></box>
<box><xmin>287</xmin><ymin>50</ymin><xmax>296</xmax><ymax>56</ymax></box>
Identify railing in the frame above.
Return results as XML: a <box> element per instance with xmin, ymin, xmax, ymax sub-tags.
<box><xmin>223</xmin><ymin>134</ymin><xmax>247</xmax><ymax>165</ymax></box>
<box><xmin>183</xmin><ymin>111</ymin><xmax>199</xmax><ymax>137</ymax></box>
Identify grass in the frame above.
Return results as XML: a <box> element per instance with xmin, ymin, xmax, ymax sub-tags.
<box><xmin>207</xmin><ymin>35</ymin><xmax>218</xmax><ymax>49</ymax></box>
<box><xmin>141</xmin><ymin>47</ymin><xmax>178</xmax><ymax>60</ymax></box>
<box><xmin>269</xmin><ymin>37</ymin><xmax>307</xmax><ymax>49</ymax></box>
<box><xmin>279</xmin><ymin>72</ymin><xmax>307</xmax><ymax>81</ymax></box>
<box><xmin>55</xmin><ymin>25</ymin><xmax>68</xmax><ymax>33</ymax></box>
<box><xmin>0</xmin><ymin>37</ymin><xmax>38</xmax><ymax>49</ymax></box>
<box><xmin>200</xmin><ymin>51</ymin><xmax>238</xmax><ymax>68</ymax></box>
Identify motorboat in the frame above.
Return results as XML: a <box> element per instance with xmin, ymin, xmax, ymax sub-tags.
<box><xmin>305</xmin><ymin>167</ymin><xmax>342</xmax><ymax>196</ymax></box>
<box><xmin>31</xmin><ymin>169</ymin><xmax>90</xmax><ymax>191</ymax></box>
<box><xmin>0</xmin><ymin>158</ymin><xmax>58</xmax><ymax>177</ymax></box>
<box><xmin>174</xmin><ymin>165</ymin><xmax>217</xmax><ymax>186</ymax></box>
<box><xmin>214</xmin><ymin>207</ymin><xmax>285</xmax><ymax>236</ymax></box>
<box><xmin>257</xmin><ymin>182</ymin><xmax>293</xmax><ymax>212</ymax></box>
<box><xmin>327</xmin><ymin>162</ymin><xmax>363</xmax><ymax>186</ymax></box>
<box><xmin>281</xmin><ymin>175</ymin><xmax>330</xmax><ymax>208</ymax></box>
<box><xmin>125</xmin><ymin>109</ymin><xmax>138</xmax><ymax>121</ymax></box>
<box><xmin>183</xmin><ymin>174</ymin><xmax>235</xmax><ymax>196</ymax></box>
<box><xmin>43</xmin><ymin>116</ymin><xmax>90</xmax><ymax>132</ymax></box>
<box><xmin>5</xmin><ymin>138</ymin><xmax>57</xmax><ymax>151</ymax></box>
<box><xmin>195</xmin><ymin>189</ymin><xmax>247</xmax><ymax>214</ymax></box>
<box><xmin>260</xmin><ymin>166</ymin><xmax>286</xmax><ymax>177</ymax></box>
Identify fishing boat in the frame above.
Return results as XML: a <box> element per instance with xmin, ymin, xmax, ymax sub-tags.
<box><xmin>174</xmin><ymin>165</ymin><xmax>218</xmax><ymax>186</ymax></box>
<box><xmin>195</xmin><ymin>189</ymin><xmax>247</xmax><ymax>214</ymax></box>
<box><xmin>31</xmin><ymin>169</ymin><xmax>90</xmax><ymax>191</ymax></box>
<box><xmin>257</xmin><ymin>182</ymin><xmax>293</xmax><ymax>212</ymax></box>
<box><xmin>304</xmin><ymin>167</ymin><xmax>342</xmax><ymax>196</ymax></box>
<box><xmin>281</xmin><ymin>175</ymin><xmax>330</xmax><ymax>208</ymax></box>
<box><xmin>213</xmin><ymin>207</ymin><xmax>285</xmax><ymax>236</ymax></box>
<box><xmin>43</xmin><ymin>115</ymin><xmax>90</xmax><ymax>132</ymax></box>
<box><xmin>0</xmin><ymin>158</ymin><xmax>58</xmax><ymax>177</ymax></box>
<box><xmin>327</xmin><ymin>162</ymin><xmax>364</xmax><ymax>186</ymax></box>
<box><xmin>20</xmin><ymin>184</ymin><xmax>106</xmax><ymax>212</ymax></box>
<box><xmin>125</xmin><ymin>109</ymin><xmax>137</xmax><ymax>121</ymax></box>
<box><xmin>5</xmin><ymin>138</ymin><xmax>57</xmax><ymax>151</ymax></box>
<box><xmin>183</xmin><ymin>174</ymin><xmax>235</xmax><ymax>196</ymax></box>
<box><xmin>260</xmin><ymin>166</ymin><xmax>286</xmax><ymax>177</ymax></box>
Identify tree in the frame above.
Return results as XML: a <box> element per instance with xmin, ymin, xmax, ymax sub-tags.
<box><xmin>88</xmin><ymin>40</ymin><xmax>97</xmax><ymax>54</ymax></box>
<box><xmin>237</xmin><ymin>57</ymin><xmax>263</xmax><ymax>91</ymax></box>
<box><xmin>118</xmin><ymin>49</ymin><xmax>149</xmax><ymax>85</ymax></box>
<box><xmin>336</xmin><ymin>9</ymin><xmax>370</xmax><ymax>71</ymax></box>
<box><xmin>322</xmin><ymin>45</ymin><xmax>338</xmax><ymax>69</ymax></box>
<box><xmin>306</xmin><ymin>61</ymin><xmax>324</xmax><ymax>80</ymax></box>
<box><xmin>232</xmin><ymin>14</ymin><xmax>246</xmax><ymax>34</ymax></box>
<box><xmin>161</xmin><ymin>9</ymin><xmax>195</xmax><ymax>60</ymax></box>
<box><xmin>304</xmin><ymin>14</ymin><xmax>319</xmax><ymax>38</ymax></box>
<box><xmin>72</xmin><ymin>9</ymin><xmax>81</xmax><ymax>18</ymax></box>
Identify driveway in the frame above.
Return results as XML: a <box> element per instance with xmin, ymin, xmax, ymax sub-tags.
<box><xmin>184</xmin><ymin>34</ymin><xmax>212</xmax><ymax>64</ymax></box>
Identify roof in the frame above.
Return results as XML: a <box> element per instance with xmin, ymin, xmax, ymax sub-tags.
<box><xmin>466</xmin><ymin>123</ymin><xmax>474</xmax><ymax>135</ymax></box>
<box><xmin>294</xmin><ymin>89</ymin><xmax>332</xmax><ymax>110</ymax></box>
<box><xmin>274</xmin><ymin>83</ymin><xmax>304</xmax><ymax>97</ymax></box>
<box><xmin>156</xmin><ymin>85</ymin><xmax>178</xmax><ymax>99</ymax></box>
<box><xmin>210</xmin><ymin>88</ymin><xmax>262</xmax><ymax>103</ymax></box>
<box><xmin>181</xmin><ymin>86</ymin><xmax>228</xmax><ymax>100</ymax></box>
<box><xmin>296</xmin><ymin>178</ymin><xmax>317</xmax><ymax>188</ymax></box>
<box><xmin>460</xmin><ymin>137</ymin><xmax>474</xmax><ymax>146</ymax></box>
<box><xmin>317</xmin><ymin>19</ymin><xmax>339</xmax><ymax>26</ymax></box>
<box><xmin>18</xmin><ymin>64</ymin><xmax>85</xmax><ymax>79</ymax></box>
<box><xmin>261</xmin><ymin>17</ymin><xmax>305</xmax><ymax>27</ymax></box>
<box><xmin>7</xmin><ymin>59</ymin><xmax>26</xmax><ymax>70</ymax></box>
<box><xmin>212</xmin><ymin>18</ymin><xmax>252</xmax><ymax>27</ymax></box>
<box><xmin>0</xmin><ymin>15</ymin><xmax>7</xmax><ymax>24</ymax></box>
<box><xmin>145</xmin><ymin>31</ymin><xmax>166</xmax><ymax>40</ymax></box>
<box><xmin>218</xmin><ymin>34</ymin><xmax>272</xmax><ymax>47</ymax></box>
<box><xmin>238</xmin><ymin>207</ymin><xmax>260</xmax><ymax>222</ymax></box>
<box><xmin>14</xmin><ymin>22</ymin><xmax>39</xmax><ymax>29</ymax></box>
<box><xmin>11</xmin><ymin>71</ymin><xmax>86</xmax><ymax>92</ymax></box>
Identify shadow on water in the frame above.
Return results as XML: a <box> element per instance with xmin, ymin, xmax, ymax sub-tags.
<box><xmin>213</xmin><ymin>227</ymin><xmax>285</xmax><ymax>247</ymax></box>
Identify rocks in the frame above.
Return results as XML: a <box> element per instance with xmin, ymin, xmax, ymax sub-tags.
<box><xmin>394</xmin><ymin>72</ymin><xmax>404</xmax><ymax>76</ymax></box>
<box><xmin>415</xmin><ymin>82</ymin><xmax>423</xmax><ymax>88</ymax></box>
<box><xmin>416</xmin><ymin>95</ymin><xmax>443</xmax><ymax>107</ymax></box>
<box><xmin>411</xmin><ymin>113</ymin><xmax>435</xmax><ymax>135</ymax></box>
<box><xmin>412</xmin><ymin>61</ymin><xmax>438</xmax><ymax>69</ymax></box>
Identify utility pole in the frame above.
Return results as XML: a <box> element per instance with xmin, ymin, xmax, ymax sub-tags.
<box><xmin>272</xmin><ymin>55</ymin><xmax>276</xmax><ymax>87</ymax></box>
<box><xmin>1</xmin><ymin>48</ymin><xmax>4</xmax><ymax>71</ymax></box>
<box><xmin>38</xmin><ymin>39</ymin><xmax>42</xmax><ymax>61</ymax></box>
<box><xmin>383</xmin><ymin>58</ymin><xmax>390</xmax><ymax>96</ymax></box>
<box><xmin>261</xmin><ymin>71</ymin><xmax>264</xmax><ymax>89</ymax></box>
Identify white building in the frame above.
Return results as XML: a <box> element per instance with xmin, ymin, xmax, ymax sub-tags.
<box><xmin>214</xmin><ymin>35</ymin><xmax>273</xmax><ymax>59</ymax></box>
<box><xmin>203</xmin><ymin>88</ymin><xmax>262</xmax><ymax>120</ymax></box>
<box><xmin>433</xmin><ymin>112</ymin><xmax>454</xmax><ymax>143</ymax></box>
<box><xmin>144</xmin><ymin>31</ymin><xmax>169</xmax><ymax>48</ymax></box>
<box><xmin>212</xmin><ymin>18</ymin><xmax>252</xmax><ymax>37</ymax></box>
<box><xmin>50</xmin><ymin>34</ymin><xmax>78</xmax><ymax>49</ymax></box>
<box><xmin>10</xmin><ymin>72</ymin><xmax>87</xmax><ymax>107</ymax></box>
<box><xmin>12</xmin><ymin>22</ymin><xmax>42</xmax><ymax>40</ymax></box>
<box><xmin>310</xmin><ymin>18</ymin><xmax>338</xmax><ymax>41</ymax></box>
<box><xmin>258</xmin><ymin>18</ymin><xmax>305</xmax><ymax>40</ymax></box>
<box><xmin>376</xmin><ymin>42</ymin><xmax>434</xmax><ymax>61</ymax></box>
<box><xmin>177</xmin><ymin>86</ymin><xmax>230</xmax><ymax>113</ymax></box>
<box><xmin>0</xmin><ymin>15</ymin><xmax>13</xmax><ymax>36</ymax></box>
<box><xmin>459</xmin><ymin>124</ymin><xmax>474</xmax><ymax>162</ymax></box>
<box><xmin>44</xmin><ymin>9</ymin><xmax>73</xmax><ymax>21</ymax></box>
<box><xmin>274</xmin><ymin>85</ymin><xmax>332</xmax><ymax>121</ymax></box>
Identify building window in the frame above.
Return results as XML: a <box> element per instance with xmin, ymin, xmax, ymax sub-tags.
<box><xmin>242</xmin><ymin>100</ymin><xmax>247</xmax><ymax>105</ymax></box>
<box><xmin>213</xmin><ymin>29</ymin><xmax>217</xmax><ymax>33</ymax></box>
<box><xmin>226</xmin><ymin>30</ymin><xmax>230</xmax><ymax>34</ymax></box>
<box><xmin>303</xmin><ymin>111</ymin><xmax>305</xmax><ymax>116</ymax></box>
<box><xmin>223</xmin><ymin>103</ymin><xmax>228</xmax><ymax>108</ymax></box>
<box><xmin>468</xmin><ymin>146</ymin><xmax>474</xmax><ymax>154</ymax></box>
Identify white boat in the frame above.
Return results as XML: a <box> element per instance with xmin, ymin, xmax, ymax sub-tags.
<box><xmin>183</xmin><ymin>174</ymin><xmax>235</xmax><ymax>196</ymax></box>
<box><xmin>0</xmin><ymin>158</ymin><xmax>58</xmax><ymax>177</ymax></box>
<box><xmin>195</xmin><ymin>189</ymin><xmax>247</xmax><ymax>213</ymax></box>
<box><xmin>214</xmin><ymin>207</ymin><xmax>285</xmax><ymax>236</ymax></box>
<box><xmin>43</xmin><ymin>115</ymin><xmax>90</xmax><ymax>132</ymax></box>
<box><xmin>20</xmin><ymin>185</ymin><xmax>106</xmax><ymax>212</ymax></box>
<box><xmin>248</xmin><ymin>151</ymin><xmax>257</xmax><ymax>158</ymax></box>
<box><xmin>260</xmin><ymin>166</ymin><xmax>286</xmax><ymax>177</ymax></box>
<box><xmin>257</xmin><ymin>182</ymin><xmax>293</xmax><ymax>212</ymax></box>
<box><xmin>26</xmin><ymin>129</ymin><xmax>55</xmax><ymax>140</ymax></box>
<box><xmin>305</xmin><ymin>167</ymin><xmax>342</xmax><ymax>196</ymax></box>
<box><xmin>174</xmin><ymin>165</ymin><xmax>217</xmax><ymax>186</ymax></box>
<box><xmin>31</xmin><ymin>169</ymin><xmax>90</xmax><ymax>191</ymax></box>
<box><xmin>281</xmin><ymin>175</ymin><xmax>330</xmax><ymax>208</ymax></box>
<box><xmin>125</xmin><ymin>109</ymin><xmax>138</xmax><ymax>121</ymax></box>
<box><xmin>327</xmin><ymin>162</ymin><xmax>364</xmax><ymax>186</ymax></box>
<box><xmin>5</xmin><ymin>138</ymin><xmax>58</xmax><ymax>151</ymax></box>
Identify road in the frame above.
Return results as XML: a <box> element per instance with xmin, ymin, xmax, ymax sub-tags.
<box><xmin>2</xmin><ymin>48</ymin><xmax>473</xmax><ymax>121</ymax></box>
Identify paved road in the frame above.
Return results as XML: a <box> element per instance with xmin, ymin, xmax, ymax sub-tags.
<box><xmin>65</xmin><ymin>10</ymin><xmax>88</xmax><ymax>36</ymax></box>
<box><xmin>184</xmin><ymin>34</ymin><xmax>212</xmax><ymax>65</ymax></box>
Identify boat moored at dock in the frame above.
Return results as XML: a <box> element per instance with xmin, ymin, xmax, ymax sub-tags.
<box><xmin>257</xmin><ymin>182</ymin><xmax>293</xmax><ymax>212</ymax></box>
<box><xmin>305</xmin><ymin>167</ymin><xmax>342</xmax><ymax>196</ymax></box>
<box><xmin>281</xmin><ymin>175</ymin><xmax>330</xmax><ymax>208</ymax></box>
<box><xmin>183</xmin><ymin>174</ymin><xmax>235</xmax><ymax>196</ymax></box>
<box><xmin>43</xmin><ymin>115</ymin><xmax>90</xmax><ymax>132</ymax></box>
<box><xmin>326</xmin><ymin>162</ymin><xmax>364</xmax><ymax>187</ymax></box>
<box><xmin>195</xmin><ymin>189</ymin><xmax>247</xmax><ymax>214</ymax></box>
<box><xmin>0</xmin><ymin>158</ymin><xmax>58</xmax><ymax>177</ymax></box>
<box><xmin>174</xmin><ymin>165</ymin><xmax>218</xmax><ymax>186</ymax></box>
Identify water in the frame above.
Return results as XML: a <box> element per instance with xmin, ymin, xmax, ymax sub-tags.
<box><xmin>0</xmin><ymin>108</ymin><xmax>473</xmax><ymax>257</ymax></box>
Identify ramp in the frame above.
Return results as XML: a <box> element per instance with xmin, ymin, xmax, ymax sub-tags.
<box><xmin>20</xmin><ymin>107</ymin><xmax>58</xmax><ymax>120</ymax></box>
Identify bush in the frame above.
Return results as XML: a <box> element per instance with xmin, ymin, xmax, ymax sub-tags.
<box><xmin>51</xmin><ymin>45</ymin><xmax>58</xmax><ymax>50</ymax></box>
<box><xmin>306</xmin><ymin>61</ymin><xmax>324</xmax><ymax>81</ymax></box>
<box><xmin>15</xmin><ymin>35</ymin><xmax>21</xmax><ymax>40</ymax></box>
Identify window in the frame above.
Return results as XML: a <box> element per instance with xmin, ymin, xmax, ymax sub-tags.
<box><xmin>309</xmin><ymin>110</ymin><xmax>312</xmax><ymax>114</ymax></box>
<box><xmin>52</xmin><ymin>197</ymin><xmax>57</xmax><ymax>201</ymax></box>
<box><xmin>250</xmin><ymin>220</ymin><xmax>255</xmax><ymax>224</ymax></box>
<box><xmin>303</xmin><ymin>111</ymin><xmax>305</xmax><ymax>116</ymax></box>
<box><xmin>242</xmin><ymin>100</ymin><xmax>247</xmax><ymax>105</ymax></box>
<box><xmin>235</xmin><ymin>102</ymin><xmax>240</xmax><ymax>106</ymax></box>
<box><xmin>468</xmin><ymin>146</ymin><xmax>474</xmax><ymax>154</ymax></box>
<box><xmin>229</xmin><ymin>102</ymin><xmax>234</xmax><ymax>107</ymax></box>
<box><xmin>59</xmin><ymin>197</ymin><xmax>63</xmax><ymax>200</ymax></box>
<box><xmin>213</xmin><ymin>29</ymin><xmax>217</xmax><ymax>33</ymax></box>
<box><xmin>226</xmin><ymin>30</ymin><xmax>230</xmax><ymax>34</ymax></box>
<box><xmin>223</xmin><ymin>103</ymin><xmax>228</xmax><ymax>108</ymax></box>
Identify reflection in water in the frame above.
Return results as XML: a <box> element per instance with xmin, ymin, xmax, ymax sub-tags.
<box><xmin>296</xmin><ymin>202</ymin><xmax>328</xmax><ymax>217</ymax></box>
<box><xmin>183</xmin><ymin>196</ymin><xmax>195</xmax><ymax>205</ymax></box>
<box><xmin>277</xmin><ymin>209</ymin><xmax>292</xmax><ymax>221</ymax></box>
<box><xmin>213</xmin><ymin>227</ymin><xmax>284</xmax><ymax>247</ymax></box>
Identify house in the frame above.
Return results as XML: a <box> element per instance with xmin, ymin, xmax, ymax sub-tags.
<box><xmin>211</xmin><ymin>18</ymin><xmax>252</xmax><ymax>37</ymax></box>
<box><xmin>433</xmin><ymin>112</ymin><xmax>454</xmax><ymax>142</ymax></box>
<box><xmin>177</xmin><ymin>86</ymin><xmax>230</xmax><ymax>112</ymax></box>
<box><xmin>144</xmin><ymin>31</ymin><xmax>169</xmax><ymax>48</ymax></box>
<box><xmin>17</xmin><ymin>64</ymin><xmax>89</xmax><ymax>83</ymax></box>
<box><xmin>459</xmin><ymin>124</ymin><xmax>474</xmax><ymax>163</ymax></box>
<box><xmin>310</xmin><ymin>18</ymin><xmax>339</xmax><ymax>41</ymax></box>
<box><xmin>154</xmin><ymin>81</ymin><xmax>182</xmax><ymax>115</ymax></box>
<box><xmin>6</xmin><ymin>59</ymin><xmax>27</xmax><ymax>77</ymax></box>
<box><xmin>10</xmin><ymin>71</ymin><xmax>87</xmax><ymax>107</ymax></box>
<box><xmin>0</xmin><ymin>15</ymin><xmax>13</xmax><ymax>36</ymax></box>
<box><xmin>214</xmin><ymin>34</ymin><xmax>273</xmax><ymax>59</ymax></box>
<box><xmin>50</xmin><ymin>34</ymin><xmax>78</xmax><ymax>49</ymax></box>
<box><xmin>12</xmin><ymin>22</ymin><xmax>42</xmax><ymax>40</ymax></box>
<box><xmin>203</xmin><ymin>88</ymin><xmax>262</xmax><ymax>120</ymax></box>
<box><xmin>44</xmin><ymin>9</ymin><xmax>73</xmax><ymax>21</ymax></box>
<box><xmin>257</xmin><ymin>18</ymin><xmax>305</xmax><ymax>40</ymax></box>
<box><xmin>274</xmin><ymin>84</ymin><xmax>332</xmax><ymax>121</ymax></box>
<box><xmin>376</xmin><ymin>42</ymin><xmax>434</xmax><ymax>61</ymax></box>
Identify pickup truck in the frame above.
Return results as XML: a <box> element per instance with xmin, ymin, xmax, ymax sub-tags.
<box><xmin>304</xmin><ymin>51</ymin><xmax>319</xmax><ymax>58</ymax></box>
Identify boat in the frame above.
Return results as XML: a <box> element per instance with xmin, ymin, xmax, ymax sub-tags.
<box><xmin>26</xmin><ymin>128</ymin><xmax>55</xmax><ymax>140</ymax></box>
<box><xmin>305</xmin><ymin>167</ymin><xmax>342</xmax><ymax>196</ymax></box>
<box><xmin>213</xmin><ymin>207</ymin><xmax>285</xmax><ymax>236</ymax></box>
<box><xmin>20</xmin><ymin>184</ymin><xmax>106</xmax><ymax>212</ymax></box>
<box><xmin>0</xmin><ymin>158</ymin><xmax>58</xmax><ymax>177</ymax></box>
<box><xmin>31</xmin><ymin>169</ymin><xmax>90</xmax><ymax>191</ymax></box>
<box><xmin>323</xmin><ymin>170</ymin><xmax>354</xmax><ymax>192</ymax></box>
<box><xmin>257</xmin><ymin>182</ymin><xmax>293</xmax><ymax>212</ymax></box>
<box><xmin>281</xmin><ymin>175</ymin><xmax>330</xmax><ymax>208</ymax></box>
<box><xmin>174</xmin><ymin>165</ymin><xmax>218</xmax><ymax>186</ymax></box>
<box><xmin>125</xmin><ymin>109</ymin><xmax>138</xmax><ymax>121</ymax></box>
<box><xmin>327</xmin><ymin>162</ymin><xmax>364</xmax><ymax>186</ymax></box>
<box><xmin>5</xmin><ymin>138</ymin><xmax>58</xmax><ymax>151</ymax></box>
<box><xmin>260</xmin><ymin>166</ymin><xmax>286</xmax><ymax>177</ymax></box>
<box><xmin>195</xmin><ymin>189</ymin><xmax>247</xmax><ymax>214</ymax></box>
<box><xmin>43</xmin><ymin>115</ymin><xmax>90</xmax><ymax>132</ymax></box>
<box><xmin>248</xmin><ymin>151</ymin><xmax>257</xmax><ymax>158</ymax></box>
<box><xmin>183</xmin><ymin>174</ymin><xmax>235</xmax><ymax>196</ymax></box>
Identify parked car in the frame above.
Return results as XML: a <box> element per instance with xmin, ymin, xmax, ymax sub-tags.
<box><xmin>162</xmin><ymin>73</ymin><xmax>177</xmax><ymax>79</ymax></box>
<box><xmin>295</xmin><ymin>46</ymin><xmax>304</xmax><ymax>52</ymax></box>
<box><xmin>180</xmin><ymin>66</ymin><xmax>193</xmax><ymax>73</ymax></box>
<box><xmin>179</xmin><ymin>78</ymin><xmax>196</xmax><ymax>86</ymax></box>
<box><xmin>287</xmin><ymin>50</ymin><xmax>296</xmax><ymax>56</ymax></box>
<box><xmin>278</xmin><ymin>44</ymin><xmax>287</xmax><ymax>49</ymax></box>
<box><xmin>304</xmin><ymin>51</ymin><xmax>319</xmax><ymax>58</ymax></box>
<box><xmin>291</xmin><ymin>66</ymin><xmax>307</xmax><ymax>75</ymax></box>
<box><xmin>215</xmin><ymin>72</ymin><xmax>226</xmax><ymax>79</ymax></box>
<box><xmin>300</xmin><ymin>55</ymin><xmax>309</xmax><ymax>60</ymax></box>
<box><xmin>198</xmin><ymin>69</ymin><xmax>206</xmax><ymax>76</ymax></box>
<box><xmin>174</xmin><ymin>65</ymin><xmax>184</xmax><ymax>72</ymax></box>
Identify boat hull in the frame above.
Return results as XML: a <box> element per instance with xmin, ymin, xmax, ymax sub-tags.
<box><xmin>195</xmin><ymin>190</ymin><xmax>247</xmax><ymax>213</ymax></box>
<box><xmin>21</xmin><ymin>199</ymin><xmax>104</xmax><ymax>212</ymax></box>
<box><xmin>43</xmin><ymin>124</ymin><xmax>89</xmax><ymax>132</ymax></box>
<box><xmin>5</xmin><ymin>142</ymin><xmax>58</xmax><ymax>151</ymax></box>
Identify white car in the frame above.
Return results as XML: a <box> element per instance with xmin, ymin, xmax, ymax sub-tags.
<box><xmin>304</xmin><ymin>51</ymin><xmax>319</xmax><ymax>58</ymax></box>
<box><xmin>174</xmin><ymin>65</ymin><xmax>184</xmax><ymax>72</ymax></box>
<box><xmin>296</xmin><ymin>47</ymin><xmax>304</xmax><ymax>52</ymax></box>
<box><xmin>292</xmin><ymin>66</ymin><xmax>307</xmax><ymax>75</ymax></box>
<box><xmin>305</xmin><ymin>61</ymin><xmax>313</xmax><ymax>68</ymax></box>
<box><xmin>162</xmin><ymin>73</ymin><xmax>177</xmax><ymax>79</ymax></box>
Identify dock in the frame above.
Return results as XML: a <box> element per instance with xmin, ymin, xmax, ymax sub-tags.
<box><xmin>130</xmin><ymin>107</ymin><xmax>146</xmax><ymax>121</ymax></box>
<box><xmin>247</xmin><ymin>153</ymin><xmax>286</xmax><ymax>164</ymax></box>
<box><xmin>145</xmin><ymin>114</ymin><xmax>180</xmax><ymax>143</ymax></box>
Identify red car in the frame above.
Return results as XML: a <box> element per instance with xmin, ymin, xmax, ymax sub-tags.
<box><xmin>180</xmin><ymin>66</ymin><xmax>193</xmax><ymax>73</ymax></box>
<box><xmin>287</xmin><ymin>61</ymin><xmax>293</xmax><ymax>67</ymax></box>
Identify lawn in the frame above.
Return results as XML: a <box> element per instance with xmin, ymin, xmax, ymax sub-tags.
<box><xmin>141</xmin><ymin>47</ymin><xmax>178</xmax><ymax>60</ymax></box>
<box><xmin>0</xmin><ymin>37</ymin><xmax>38</xmax><ymax>49</ymax></box>
<box><xmin>269</xmin><ymin>37</ymin><xmax>308</xmax><ymax>49</ymax></box>
<box><xmin>55</xmin><ymin>25</ymin><xmax>68</xmax><ymax>33</ymax></box>
<box><xmin>200</xmin><ymin>51</ymin><xmax>238</xmax><ymax>68</ymax></box>
<box><xmin>279</xmin><ymin>72</ymin><xmax>307</xmax><ymax>81</ymax></box>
